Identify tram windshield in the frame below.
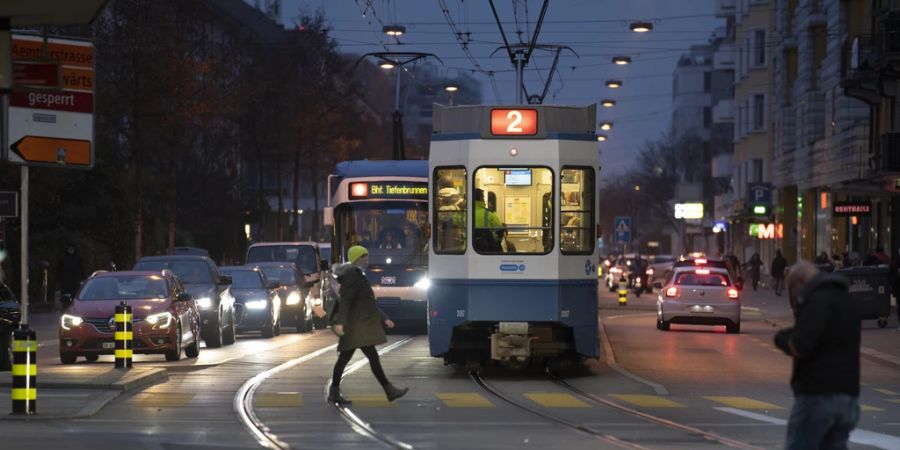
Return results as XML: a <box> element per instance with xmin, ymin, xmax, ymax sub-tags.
<box><xmin>473</xmin><ymin>167</ymin><xmax>553</xmax><ymax>254</ymax></box>
<box><xmin>336</xmin><ymin>201</ymin><xmax>428</xmax><ymax>267</ymax></box>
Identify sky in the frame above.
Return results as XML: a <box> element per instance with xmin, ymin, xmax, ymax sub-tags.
<box><xmin>277</xmin><ymin>0</ymin><xmax>724</xmax><ymax>173</ymax></box>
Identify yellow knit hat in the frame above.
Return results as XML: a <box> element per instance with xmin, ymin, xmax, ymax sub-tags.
<box><xmin>347</xmin><ymin>245</ymin><xmax>369</xmax><ymax>263</ymax></box>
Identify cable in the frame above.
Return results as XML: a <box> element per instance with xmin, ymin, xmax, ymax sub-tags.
<box><xmin>437</xmin><ymin>0</ymin><xmax>502</xmax><ymax>102</ymax></box>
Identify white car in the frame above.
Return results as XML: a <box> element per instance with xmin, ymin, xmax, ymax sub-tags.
<box><xmin>656</xmin><ymin>265</ymin><xmax>741</xmax><ymax>334</ymax></box>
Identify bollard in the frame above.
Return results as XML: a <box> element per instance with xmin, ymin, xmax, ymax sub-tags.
<box><xmin>617</xmin><ymin>276</ymin><xmax>628</xmax><ymax>306</ymax></box>
<box><xmin>115</xmin><ymin>302</ymin><xmax>133</xmax><ymax>369</ymax></box>
<box><xmin>11</xmin><ymin>326</ymin><xmax>37</xmax><ymax>415</ymax></box>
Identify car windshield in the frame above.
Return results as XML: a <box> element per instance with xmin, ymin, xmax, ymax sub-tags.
<box><xmin>133</xmin><ymin>260</ymin><xmax>213</xmax><ymax>283</ymax></box>
<box><xmin>319</xmin><ymin>247</ymin><xmax>331</xmax><ymax>264</ymax></box>
<box><xmin>79</xmin><ymin>276</ymin><xmax>168</xmax><ymax>300</ymax></box>
<box><xmin>259</xmin><ymin>267</ymin><xmax>297</xmax><ymax>285</ymax></box>
<box><xmin>247</xmin><ymin>245</ymin><xmax>317</xmax><ymax>274</ymax></box>
<box><xmin>221</xmin><ymin>270</ymin><xmax>264</xmax><ymax>289</ymax></box>
<box><xmin>674</xmin><ymin>272</ymin><xmax>731</xmax><ymax>286</ymax></box>
<box><xmin>653</xmin><ymin>255</ymin><xmax>676</xmax><ymax>264</ymax></box>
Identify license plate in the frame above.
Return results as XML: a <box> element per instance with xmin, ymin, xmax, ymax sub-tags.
<box><xmin>102</xmin><ymin>342</ymin><xmax>115</xmax><ymax>349</ymax></box>
<box><xmin>381</xmin><ymin>276</ymin><xmax>396</xmax><ymax>286</ymax></box>
<box><xmin>691</xmin><ymin>305</ymin><xmax>715</xmax><ymax>313</ymax></box>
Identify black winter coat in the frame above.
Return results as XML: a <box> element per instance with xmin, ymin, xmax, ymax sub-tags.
<box><xmin>774</xmin><ymin>274</ymin><xmax>860</xmax><ymax>396</ymax></box>
<box><xmin>771</xmin><ymin>255</ymin><xmax>788</xmax><ymax>278</ymax></box>
<box><xmin>332</xmin><ymin>264</ymin><xmax>388</xmax><ymax>352</ymax></box>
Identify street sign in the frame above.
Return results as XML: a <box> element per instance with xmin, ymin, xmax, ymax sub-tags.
<box><xmin>5</xmin><ymin>34</ymin><xmax>94</xmax><ymax>169</ymax></box>
<box><xmin>0</xmin><ymin>192</ymin><xmax>18</xmax><ymax>218</ymax></box>
<box><xmin>748</xmin><ymin>182</ymin><xmax>772</xmax><ymax>206</ymax></box>
<box><xmin>614</xmin><ymin>216</ymin><xmax>631</xmax><ymax>244</ymax></box>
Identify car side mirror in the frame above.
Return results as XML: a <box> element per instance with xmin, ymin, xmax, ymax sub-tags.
<box><xmin>320</xmin><ymin>260</ymin><xmax>329</xmax><ymax>271</ymax></box>
<box><xmin>653</xmin><ymin>282</ymin><xmax>662</xmax><ymax>290</ymax></box>
<box><xmin>219</xmin><ymin>275</ymin><xmax>232</xmax><ymax>285</ymax></box>
<box><xmin>60</xmin><ymin>294</ymin><xmax>73</xmax><ymax>307</ymax></box>
<box><xmin>177</xmin><ymin>292</ymin><xmax>193</xmax><ymax>302</ymax></box>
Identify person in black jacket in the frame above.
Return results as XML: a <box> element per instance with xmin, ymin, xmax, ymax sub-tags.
<box><xmin>327</xmin><ymin>245</ymin><xmax>408</xmax><ymax>406</ymax></box>
<box><xmin>771</xmin><ymin>250</ymin><xmax>788</xmax><ymax>296</ymax></box>
<box><xmin>774</xmin><ymin>260</ymin><xmax>860</xmax><ymax>450</ymax></box>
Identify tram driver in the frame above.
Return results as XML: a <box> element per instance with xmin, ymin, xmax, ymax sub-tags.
<box><xmin>473</xmin><ymin>188</ymin><xmax>502</xmax><ymax>252</ymax></box>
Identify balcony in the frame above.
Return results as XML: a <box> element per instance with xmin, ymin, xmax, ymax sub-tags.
<box><xmin>713</xmin><ymin>99</ymin><xmax>734</xmax><ymax>124</ymax></box>
<box><xmin>841</xmin><ymin>35</ymin><xmax>883</xmax><ymax>104</ymax></box>
<box><xmin>877</xmin><ymin>133</ymin><xmax>900</xmax><ymax>173</ymax></box>
<box><xmin>715</xmin><ymin>0</ymin><xmax>736</xmax><ymax>18</ymax></box>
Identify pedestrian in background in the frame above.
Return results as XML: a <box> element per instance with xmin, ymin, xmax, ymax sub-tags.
<box><xmin>774</xmin><ymin>260</ymin><xmax>860</xmax><ymax>449</ymax></box>
<box><xmin>327</xmin><ymin>245</ymin><xmax>408</xmax><ymax>406</ymax></box>
<box><xmin>745</xmin><ymin>253</ymin><xmax>763</xmax><ymax>291</ymax></box>
<box><xmin>771</xmin><ymin>250</ymin><xmax>788</xmax><ymax>297</ymax></box>
<box><xmin>892</xmin><ymin>248</ymin><xmax>900</xmax><ymax>330</ymax></box>
<box><xmin>57</xmin><ymin>245</ymin><xmax>84</xmax><ymax>298</ymax></box>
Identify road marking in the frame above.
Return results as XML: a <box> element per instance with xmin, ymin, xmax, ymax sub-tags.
<box><xmin>599</xmin><ymin>315</ymin><xmax>670</xmax><ymax>396</ymax></box>
<box><xmin>133</xmin><ymin>392</ymin><xmax>195</xmax><ymax>408</ymax></box>
<box><xmin>524</xmin><ymin>393</ymin><xmax>590</xmax><ymax>408</ymax></box>
<box><xmin>887</xmin><ymin>399</ymin><xmax>900</xmax><ymax>404</ymax></box>
<box><xmin>875</xmin><ymin>388</ymin><xmax>899</xmax><ymax>396</ymax></box>
<box><xmin>705</xmin><ymin>396</ymin><xmax>783</xmax><ymax>410</ymax></box>
<box><xmin>862</xmin><ymin>404</ymin><xmax>884</xmax><ymax>412</ymax></box>
<box><xmin>347</xmin><ymin>394</ymin><xmax>396</xmax><ymax>408</ymax></box>
<box><xmin>255</xmin><ymin>392</ymin><xmax>303</xmax><ymax>408</ymax></box>
<box><xmin>716</xmin><ymin>406</ymin><xmax>900</xmax><ymax>450</ymax></box>
<box><xmin>611</xmin><ymin>394</ymin><xmax>686</xmax><ymax>408</ymax></box>
<box><xmin>436</xmin><ymin>392</ymin><xmax>494</xmax><ymax>408</ymax></box>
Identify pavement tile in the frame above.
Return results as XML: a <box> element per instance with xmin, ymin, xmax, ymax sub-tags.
<box><xmin>436</xmin><ymin>393</ymin><xmax>494</xmax><ymax>408</ymax></box>
<box><xmin>704</xmin><ymin>396</ymin><xmax>784</xmax><ymax>410</ymax></box>
<box><xmin>610</xmin><ymin>394</ymin><xmax>686</xmax><ymax>408</ymax></box>
<box><xmin>524</xmin><ymin>393</ymin><xmax>590</xmax><ymax>408</ymax></box>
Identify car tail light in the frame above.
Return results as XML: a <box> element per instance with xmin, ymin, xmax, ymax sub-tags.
<box><xmin>695</xmin><ymin>269</ymin><xmax>710</xmax><ymax>275</ymax></box>
<box><xmin>665</xmin><ymin>287</ymin><xmax>678</xmax><ymax>297</ymax></box>
<box><xmin>727</xmin><ymin>288</ymin><xmax>739</xmax><ymax>299</ymax></box>
<box><xmin>695</xmin><ymin>258</ymin><xmax>707</xmax><ymax>265</ymax></box>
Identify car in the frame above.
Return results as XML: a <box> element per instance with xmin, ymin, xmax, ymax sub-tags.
<box><xmin>0</xmin><ymin>282</ymin><xmax>21</xmax><ymax>371</ymax></box>
<box><xmin>648</xmin><ymin>254</ymin><xmax>676</xmax><ymax>286</ymax></box>
<box><xmin>219</xmin><ymin>266</ymin><xmax>282</xmax><ymax>338</ymax></box>
<box><xmin>245</xmin><ymin>241</ymin><xmax>323</xmax><ymax>288</ymax></box>
<box><xmin>133</xmin><ymin>255</ymin><xmax>237</xmax><ymax>347</ymax></box>
<box><xmin>170</xmin><ymin>246</ymin><xmax>210</xmax><ymax>257</ymax></box>
<box><xmin>655</xmin><ymin>265</ymin><xmax>741</xmax><ymax>334</ymax></box>
<box><xmin>317</xmin><ymin>243</ymin><xmax>331</xmax><ymax>266</ymax></box>
<box><xmin>58</xmin><ymin>270</ymin><xmax>202</xmax><ymax>363</ymax></box>
<box><xmin>605</xmin><ymin>253</ymin><xmax>650</xmax><ymax>292</ymax></box>
<box><xmin>254</xmin><ymin>262</ymin><xmax>314</xmax><ymax>333</ymax></box>
<box><xmin>672</xmin><ymin>257</ymin><xmax>743</xmax><ymax>290</ymax></box>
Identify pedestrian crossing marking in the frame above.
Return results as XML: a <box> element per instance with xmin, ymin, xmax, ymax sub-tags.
<box><xmin>349</xmin><ymin>394</ymin><xmax>395</xmax><ymax>407</ymax></box>
<box><xmin>704</xmin><ymin>396</ymin><xmax>783</xmax><ymax>410</ymax></box>
<box><xmin>887</xmin><ymin>399</ymin><xmax>900</xmax><ymax>405</ymax></box>
<box><xmin>525</xmin><ymin>393</ymin><xmax>590</xmax><ymax>408</ymax></box>
<box><xmin>436</xmin><ymin>393</ymin><xmax>494</xmax><ymax>408</ymax></box>
<box><xmin>133</xmin><ymin>392</ymin><xmax>195</xmax><ymax>408</ymax></box>
<box><xmin>255</xmin><ymin>392</ymin><xmax>303</xmax><ymax>407</ymax></box>
<box><xmin>861</xmin><ymin>404</ymin><xmax>884</xmax><ymax>412</ymax></box>
<box><xmin>611</xmin><ymin>394</ymin><xmax>686</xmax><ymax>408</ymax></box>
<box><xmin>874</xmin><ymin>389</ymin><xmax>899</xmax><ymax>396</ymax></box>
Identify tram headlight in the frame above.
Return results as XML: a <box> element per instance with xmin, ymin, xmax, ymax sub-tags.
<box><xmin>414</xmin><ymin>277</ymin><xmax>431</xmax><ymax>290</ymax></box>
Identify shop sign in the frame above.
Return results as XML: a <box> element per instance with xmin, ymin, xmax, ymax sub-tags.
<box><xmin>674</xmin><ymin>202</ymin><xmax>704</xmax><ymax>219</ymax></box>
<box><xmin>748</xmin><ymin>223</ymin><xmax>783</xmax><ymax>240</ymax></box>
<box><xmin>833</xmin><ymin>201</ymin><xmax>871</xmax><ymax>217</ymax></box>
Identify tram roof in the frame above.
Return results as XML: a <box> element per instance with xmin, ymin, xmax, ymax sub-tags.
<box><xmin>334</xmin><ymin>160</ymin><xmax>428</xmax><ymax>179</ymax></box>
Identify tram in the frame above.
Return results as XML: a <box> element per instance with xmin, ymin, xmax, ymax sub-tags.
<box><xmin>323</xmin><ymin>160</ymin><xmax>430</xmax><ymax>331</ymax></box>
<box><xmin>428</xmin><ymin>104</ymin><xmax>600</xmax><ymax>366</ymax></box>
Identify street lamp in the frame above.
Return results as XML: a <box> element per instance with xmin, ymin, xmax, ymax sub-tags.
<box><xmin>444</xmin><ymin>83</ymin><xmax>460</xmax><ymax>105</ymax></box>
<box><xmin>600</xmin><ymin>121</ymin><xmax>613</xmax><ymax>131</ymax></box>
<box><xmin>596</xmin><ymin>134</ymin><xmax>608</xmax><ymax>142</ymax></box>
<box><xmin>378</xmin><ymin>60</ymin><xmax>396</xmax><ymax>70</ymax></box>
<box><xmin>383</xmin><ymin>25</ymin><xmax>406</xmax><ymax>37</ymax></box>
<box><xmin>601</xmin><ymin>99</ymin><xmax>616</xmax><ymax>108</ymax></box>
<box><xmin>630</xmin><ymin>21</ymin><xmax>653</xmax><ymax>32</ymax></box>
<box><xmin>612</xmin><ymin>56</ymin><xmax>631</xmax><ymax>65</ymax></box>
<box><xmin>606</xmin><ymin>79</ymin><xmax>622</xmax><ymax>88</ymax></box>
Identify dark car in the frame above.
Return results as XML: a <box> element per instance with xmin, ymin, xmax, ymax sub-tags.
<box><xmin>245</xmin><ymin>242</ymin><xmax>322</xmax><ymax>287</ymax></box>
<box><xmin>0</xmin><ymin>282</ymin><xmax>21</xmax><ymax>371</ymax></box>
<box><xmin>59</xmin><ymin>271</ymin><xmax>202</xmax><ymax>363</ymax></box>
<box><xmin>255</xmin><ymin>262</ymin><xmax>314</xmax><ymax>333</ymax></box>
<box><xmin>219</xmin><ymin>266</ymin><xmax>281</xmax><ymax>338</ymax></box>
<box><xmin>133</xmin><ymin>255</ymin><xmax>236</xmax><ymax>347</ymax></box>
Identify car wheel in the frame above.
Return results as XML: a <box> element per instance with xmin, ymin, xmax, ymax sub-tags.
<box><xmin>84</xmin><ymin>354</ymin><xmax>99</xmax><ymax>363</ymax></box>
<box><xmin>185</xmin><ymin>333</ymin><xmax>200</xmax><ymax>359</ymax></box>
<box><xmin>657</xmin><ymin>318</ymin><xmax>670</xmax><ymax>331</ymax></box>
<box><xmin>165</xmin><ymin>327</ymin><xmax>183</xmax><ymax>361</ymax></box>
<box><xmin>261</xmin><ymin>318</ymin><xmax>275</xmax><ymax>338</ymax></box>
<box><xmin>223</xmin><ymin>311</ymin><xmax>236</xmax><ymax>345</ymax></box>
<box><xmin>726</xmin><ymin>322</ymin><xmax>741</xmax><ymax>334</ymax></box>
<box><xmin>204</xmin><ymin>313</ymin><xmax>224</xmax><ymax>348</ymax></box>
<box><xmin>60</xmin><ymin>353</ymin><xmax>77</xmax><ymax>364</ymax></box>
<box><xmin>273</xmin><ymin>317</ymin><xmax>281</xmax><ymax>336</ymax></box>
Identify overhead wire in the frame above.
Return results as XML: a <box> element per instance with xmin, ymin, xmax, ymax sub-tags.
<box><xmin>437</xmin><ymin>0</ymin><xmax>502</xmax><ymax>101</ymax></box>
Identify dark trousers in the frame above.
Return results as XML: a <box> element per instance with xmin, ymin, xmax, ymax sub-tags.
<box><xmin>786</xmin><ymin>394</ymin><xmax>859</xmax><ymax>450</ymax></box>
<box><xmin>774</xmin><ymin>276</ymin><xmax>785</xmax><ymax>296</ymax></box>
<box><xmin>332</xmin><ymin>345</ymin><xmax>389</xmax><ymax>389</ymax></box>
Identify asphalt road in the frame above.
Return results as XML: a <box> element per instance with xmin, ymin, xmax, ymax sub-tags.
<box><xmin>0</xmin><ymin>287</ymin><xmax>898</xmax><ymax>449</ymax></box>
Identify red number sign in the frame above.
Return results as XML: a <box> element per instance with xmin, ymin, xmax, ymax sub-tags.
<box><xmin>490</xmin><ymin>109</ymin><xmax>537</xmax><ymax>136</ymax></box>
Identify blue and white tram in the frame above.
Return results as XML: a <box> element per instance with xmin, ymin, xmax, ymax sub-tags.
<box><xmin>324</xmin><ymin>160</ymin><xmax>430</xmax><ymax>331</ymax></box>
<box><xmin>428</xmin><ymin>104</ymin><xmax>600</xmax><ymax>366</ymax></box>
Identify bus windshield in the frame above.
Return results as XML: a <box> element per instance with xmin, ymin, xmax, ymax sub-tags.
<box><xmin>336</xmin><ymin>201</ymin><xmax>428</xmax><ymax>267</ymax></box>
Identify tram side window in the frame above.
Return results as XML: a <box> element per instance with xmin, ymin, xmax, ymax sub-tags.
<box><xmin>434</xmin><ymin>167</ymin><xmax>467</xmax><ymax>254</ymax></box>
<box><xmin>473</xmin><ymin>167</ymin><xmax>553</xmax><ymax>255</ymax></box>
<box><xmin>560</xmin><ymin>167</ymin><xmax>595</xmax><ymax>254</ymax></box>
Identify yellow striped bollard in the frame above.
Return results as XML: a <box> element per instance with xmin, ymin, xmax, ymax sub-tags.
<box><xmin>11</xmin><ymin>327</ymin><xmax>37</xmax><ymax>415</ymax></box>
<box><xmin>115</xmin><ymin>302</ymin><xmax>133</xmax><ymax>369</ymax></box>
<box><xmin>617</xmin><ymin>276</ymin><xmax>628</xmax><ymax>306</ymax></box>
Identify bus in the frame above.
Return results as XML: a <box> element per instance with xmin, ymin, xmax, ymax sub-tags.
<box><xmin>323</xmin><ymin>160</ymin><xmax>429</xmax><ymax>332</ymax></box>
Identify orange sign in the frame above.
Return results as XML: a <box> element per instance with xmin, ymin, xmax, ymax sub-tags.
<box><xmin>11</xmin><ymin>136</ymin><xmax>92</xmax><ymax>166</ymax></box>
<box><xmin>11</xmin><ymin>38</ymin><xmax>94</xmax><ymax>68</ymax></box>
<box><xmin>490</xmin><ymin>109</ymin><xmax>538</xmax><ymax>136</ymax></box>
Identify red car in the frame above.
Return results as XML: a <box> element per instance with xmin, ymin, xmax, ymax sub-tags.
<box><xmin>59</xmin><ymin>270</ymin><xmax>202</xmax><ymax>363</ymax></box>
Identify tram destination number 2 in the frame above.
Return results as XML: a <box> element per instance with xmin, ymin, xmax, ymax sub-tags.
<box><xmin>491</xmin><ymin>109</ymin><xmax>537</xmax><ymax>136</ymax></box>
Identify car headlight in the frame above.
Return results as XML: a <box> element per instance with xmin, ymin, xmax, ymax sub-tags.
<box><xmin>145</xmin><ymin>312</ymin><xmax>174</xmax><ymax>329</ymax></box>
<box><xmin>196</xmin><ymin>297</ymin><xmax>213</xmax><ymax>309</ymax></box>
<box><xmin>414</xmin><ymin>277</ymin><xmax>431</xmax><ymax>290</ymax></box>
<box><xmin>61</xmin><ymin>314</ymin><xmax>83</xmax><ymax>330</ymax></box>
<box><xmin>245</xmin><ymin>300</ymin><xmax>268</xmax><ymax>310</ymax></box>
<box><xmin>286</xmin><ymin>292</ymin><xmax>301</xmax><ymax>305</ymax></box>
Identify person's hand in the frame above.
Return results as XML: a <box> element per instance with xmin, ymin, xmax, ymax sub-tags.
<box><xmin>333</xmin><ymin>324</ymin><xmax>345</xmax><ymax>336</ymax></box>
<box><xmin>384</xmin><ymin>320</ymin><xmax>395</xmax><ymax>329</ymax></box>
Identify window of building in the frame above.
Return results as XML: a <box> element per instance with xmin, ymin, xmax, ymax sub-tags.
<box><xmin>472</xmin><ymin>167</ymin><xmax>553</xmax><ymax>255</ymax></box>
<box><xmin>704</xmin><ymin>107</ymin><xmax>712</xmax><ymax>127</ymax></box>
<box><xmin>753</xmin><ymin>93</ymin><xmax>766</xmax><ymax>131</ymax></box>
<box><xmin>753</xmin><ymin>30</ymin><xmax>767</xmax><ymax>66</ymax></box>
<box><xmin>560</xmin><ymin>167</ymin><xmax>594</xmax><ymax>254</ymax></box>
<box><xmin>433</xmin><ymin>167</ymin><xmax>467</xmax><ymax>254</ymax></box>
<box><xmin>753</xmin><ymin>159</ymin><xmax>764</xmax><ymax>182</ymax></box>
<box><xmin>703</xmin><ymin>72</ymin><xmax>711</xmax><ymax>92</ymax></box>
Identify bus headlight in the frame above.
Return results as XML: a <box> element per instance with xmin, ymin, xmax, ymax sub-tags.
<box><xmin>414</xmin><ymin>277</ymin><xmax>431</xmax><ymax>290</ymax></box>
<box><xmin>61</xmin><ymin>314</ymin><xmax>83</xmax><ymax>330</ymax></box>
<box><xmin>195</xmin><ymin>297</ymin><xmax>213</xmax><ymax>309</ymax></box>
<box><xmin>286</xmin><ymin>292</ymin><xmax>301</xmax><ymax>305</ymax></box>
<box><xmin>145</xmin><ymin>312</ymin><xmax>174</xmax><ymax>329</ymax></box>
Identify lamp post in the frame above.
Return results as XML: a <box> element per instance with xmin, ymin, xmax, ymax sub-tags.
<box><xmin>356</xmin><ymin>52</ymin><xmax>442</xmax><ymax>160</ymax></box>
<box><xmin>444</xmin><ymin>84</ymin><xmax>460</xmax><ymax>105</ymax></box>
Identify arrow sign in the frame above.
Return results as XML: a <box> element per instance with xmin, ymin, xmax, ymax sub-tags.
<box><xmin>11</xmin><ymin>136</ymin><xmax>91</xmax><ymax>166</ymax></box>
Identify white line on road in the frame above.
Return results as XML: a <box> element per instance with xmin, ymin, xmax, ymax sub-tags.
<box><xmin>599</xmin><ymin>315</ymin><xmax>669</xmax><ymax>396</ymax></box>
<box><xmin>715</xmin><ymin>406</ymin><xmax>900</xmax><ymax>450</ymax></box>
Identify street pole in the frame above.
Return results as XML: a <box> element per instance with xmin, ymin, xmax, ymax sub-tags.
<box><xmin>19</xmin><ymin>165</ymin><xmax>27</xmax><ymax>326</ymax></box>
<box><xmin>514</xmin><ymin>51</ymin><xmax>525</xmax><ymax>104</ymax></box>
<box><xmin>391</xmin><ymin>67</ymin><xmax>405</xmax><ymax>160</ymax></box>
